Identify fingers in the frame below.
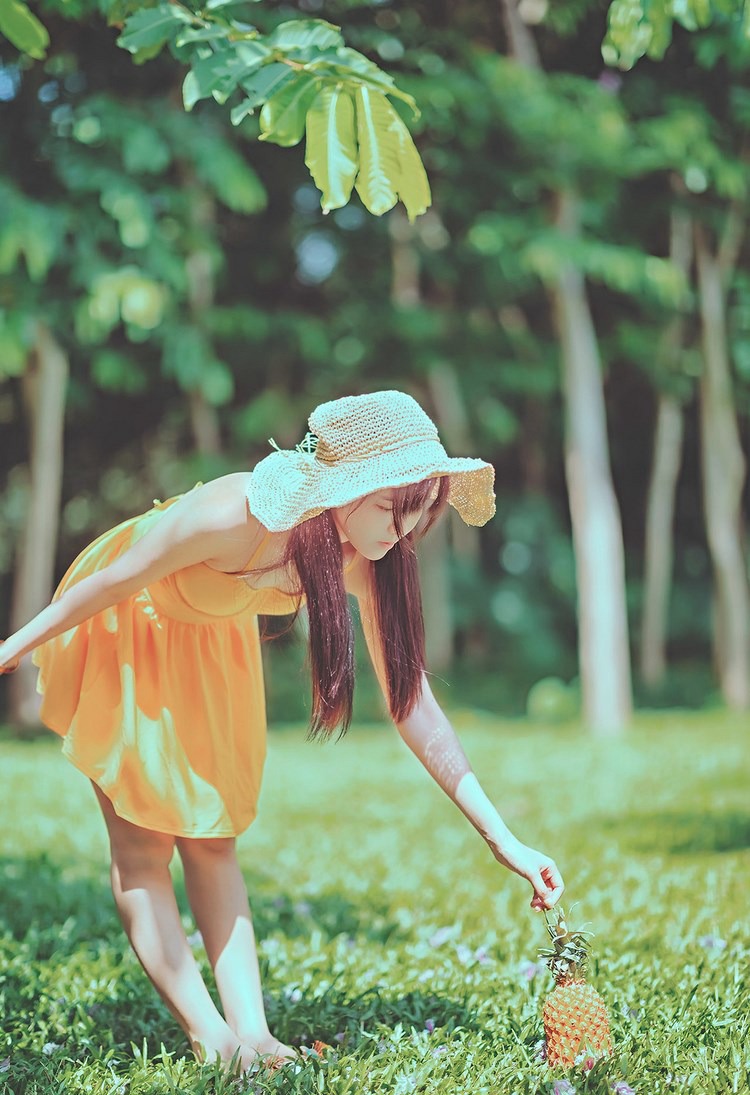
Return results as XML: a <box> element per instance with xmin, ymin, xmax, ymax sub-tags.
<box><xmin>530</xmin><ymin>862</ymin><xmax>565</xmax><ymax>911</ymax></box>
<box><xmin>0</xmin><ymin>642</ymin><xmax>20</xmax><ymax>674</ymax></box>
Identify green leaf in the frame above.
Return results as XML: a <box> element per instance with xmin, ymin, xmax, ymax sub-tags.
<box><xmin>122</xmin><ymin>124</ymin><xmax>171</xmax><ymax>174</ymax></box>
<box><xmin>183</xmin><ymin>42</ymin><xmax>271</xmax><ymax>109</ymax></box>
<box><xmin>175</xmin><ymin>25</ymin><xmax>234</xmax><ymax>47</ymax></box>
<box><xmin>190</xmin><ymin>139</ymin><xmax>267</xmax><ymax>213</ymax></box>
<box><xmin>259</xmin><ymin>73</ymin><xmax>321</xmax><ymax>147</ymax></box>
<box><xmin>200</xmin><ymin>359</ymin><xmax>234</xmax><ymax>405</ymax></box>
<box><xmin>266</xmin><ymin>18</ymin><xmax>343</xmax><ymax>52</ymax></box>
<box><xmin>378</xmin><ymin>96</ymin><xmax>431</xmax><ymax>221</ymax></box>
<box><xmin>309</xmin><ymin>46</ymin><xmax>418</xmax><ymax>113</ymax></box>
<box><xmin>239</xmin><ymin>61</ymin><xmax>295</xmax><ymax>109</ymax></box>
<box><xmin>92</xmin><ymin>350</ymin><xmax>148</xmax><ymax>394</ymax></box>
<box><xmin>304</xmin><ymin>85</ymin><xmax>358</xmax><ymax>213</ymax></box>
<box><xmin>0</xmin><ymin>0</ymin><xmax>49</xmax><ymax>59</ymax></box>
<box><xmin>118</xmin><ymin>4</ymin><xmax>193</xmax><ymax>55</ymax></box>
<box><xmin>354</xmin><ymin>86</ymin><xmax>400</xmax><ymax>217</ymax></box>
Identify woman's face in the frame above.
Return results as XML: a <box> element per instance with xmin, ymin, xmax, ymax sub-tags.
<box><xmin>331</xmin><ymin>489</ymin><xmax>425</xmax><ymax>560</ymax></box>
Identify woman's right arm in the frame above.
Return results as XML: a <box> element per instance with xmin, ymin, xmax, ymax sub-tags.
<box><xmin>0</xmin><ymin>479</ymin><xmax>256</xmax><ymax>672</ymax></box>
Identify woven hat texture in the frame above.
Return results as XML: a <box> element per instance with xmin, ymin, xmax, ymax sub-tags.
<box><xmin>247</xmin><ymin>390</ymin><xmax>495</xmax><ymax>531</ymax></box>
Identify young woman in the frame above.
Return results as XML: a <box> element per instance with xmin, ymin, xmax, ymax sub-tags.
<box><xmin>0</xmin><ymin>390</ymin><xmax>564</xmax><ymax>1073</ymax></box>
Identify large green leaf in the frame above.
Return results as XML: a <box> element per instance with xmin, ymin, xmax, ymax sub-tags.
<box><xmin>308</xmin><ymin>46</ymin><xmax>418</xmax><ymax>112</ymax></box>
<box><xmin>353</xmin><ymin>86</ymin><xmax>400</xmax><ymax>217</ymax></box>
<box><xmin>304</xmin><ymin>86</ymin><xmax>358</xmax><ymax>213</ymax></box>
<box><xmin>259</xmin><ymin>73</ymin><xmax>321</xmax><ymax>147</ymax></box>
<box><xmin>378</xmin><ymin>96</ymin><xmax>431</xmax><ymax>222</ymax></box>
<box><xmin>0</xmin><ymin>0</ymin><xmax>49</xmax><ymax>59</ymax></box>
<box><xmin>118</xmin><ymin>4</ymin><xmax>193</xmax><ymax>55</ymax></box>
<box><xmin>266</xmin><ymin>18</ymin><xmax>343</xmax><ymax>52</ymax></box>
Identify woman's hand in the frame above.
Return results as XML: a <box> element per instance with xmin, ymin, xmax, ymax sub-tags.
<box><xmin>488</xmin><ymin>833</ymin><xmax>564</xmax><ymax>911</ymax></box>
<box><xmin>0</xmin><ymin>641</ymin><xmax>20</xmax><ymax>674</ymax></box>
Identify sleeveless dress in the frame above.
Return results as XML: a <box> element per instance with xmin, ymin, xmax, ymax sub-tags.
<box><xmin>32</xmin><ymin>487</ymin><xmax>346</xmax><ymax>839</ymax></box>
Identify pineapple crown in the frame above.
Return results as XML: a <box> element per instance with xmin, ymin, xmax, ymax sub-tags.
<box><xmin>539</xmin><ymin>906</ymin><xmax>594</xmax><ymax>983</ymax></box>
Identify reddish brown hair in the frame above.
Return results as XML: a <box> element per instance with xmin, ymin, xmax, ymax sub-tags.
<box><xmin>274</xmin><ymin>477</ymin><xmax>450</xmax><ymax>739</ymax></box>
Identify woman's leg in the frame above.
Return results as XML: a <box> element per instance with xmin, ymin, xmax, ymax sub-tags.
<box><xmin>175</xmin><ymin>836</ymin><xmax>294</xmax><ymax>1058</ymax></box>
<box><xmin>91</xmin><ymin>783</ymin><xmax>264</xmax><ymax>1069</ymax></box>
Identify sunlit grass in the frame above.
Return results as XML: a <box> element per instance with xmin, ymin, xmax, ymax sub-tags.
<box><xmin>0</xmin><ymin>709</ymin><xmax>748</xmax><ymax>1094</ymax></box>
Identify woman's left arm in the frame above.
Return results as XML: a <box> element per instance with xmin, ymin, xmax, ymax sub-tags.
<box><xmin>397</xmin><ymin>676</ymin><xmax>564</xmax><ymax>911</ymax></box>
<box><xmin>350</xmin><ymin>562</ymin><xmax>563</xmax><ymax>910</ymax></box>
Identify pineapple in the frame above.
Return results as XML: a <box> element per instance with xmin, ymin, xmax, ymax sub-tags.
<box><xmin>539</xmin><ymin>907</ymin><xmax>613</xmax><ymax>1069</ymax></box>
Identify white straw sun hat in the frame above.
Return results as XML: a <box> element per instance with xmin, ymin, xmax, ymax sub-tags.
<box><xmin>247</xmin><ymin>390</ymin><xmax>496</xmax><ymax>531</ymax></box>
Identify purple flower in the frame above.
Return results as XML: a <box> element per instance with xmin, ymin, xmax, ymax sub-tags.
<box><xmin>552</xmin><ymin>1080</ymin><xmax>576</xmax><ymax>1095</ymax></box>
<box><xmin>534</xmin><ymin>1038</ymin><xmax>547</xmax><ymax>1062</ymax></box>
<box><xmin>424</xmin><ymin>1019</ymin><xmax>435</xmax><ymax>1034</ymax></box>
<box><xmin>334</xmin><ymin>1032</ymin><xmax>345</xmax><ymax>1044</ymax></box>
<box><xmin>294</xmin><ymin>901</ymin><xmax>312</xmax><ymax>917</ymax></box>
<box><xmin>597</xmin><ymin>70</ymin><xmax>622</xmax><ymax>94</ymax></box>
<box><xmin>519</xmin><ymin>959</ymin><xmax>545</xmax><ymax>981</ymax></box>
<box><xmin>612</xmin><ymin>1082</ymin><xmax>636</xmax><ymax>1095</ymax></box>
<box><xmin>474</xmin><ymin>946</ymin><xmax>491</xmax><ymax>965</ymax></box>
<box><xmin>698</xmin><ymin>934</ymin><xmax>727</xmax><ymax>953</ymax></box>
<box><xmin>428</xmin><ymin>926</ymin><xmax>453</xmax><ymax>948</ymax></box>
<box><xmin>430</xmin><ymin>1045</ymin><xmax>448</xmax><ymax>1058</ymax></box>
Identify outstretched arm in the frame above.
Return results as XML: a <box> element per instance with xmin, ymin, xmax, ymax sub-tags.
<box><xmin>0</xmin><ymin>477</ymin><xmax>258</xmax><ymax>673</ymax></box>
<box><xmin>351</xmin><ymin>566</ymin><xmax>564</xmax><ymax>911</ymax></box>
<box><xmin>395</xmin><ymin>677</ymin><xmax>563</xmax><ymax>910</ymax></box>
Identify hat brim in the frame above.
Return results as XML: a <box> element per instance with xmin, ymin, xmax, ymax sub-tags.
<box><xmin>247</xmin><ymin>443</ymin><xmax>496</xmax><ymax>531</ymax></box>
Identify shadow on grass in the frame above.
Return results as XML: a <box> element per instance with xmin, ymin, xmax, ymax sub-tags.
<box><xmin>265</xmin><ymin>982</ymin><xmax>483</xmax><ymax>1049</ymax></box>
<box><xmin>597</xmin><ymin>810</ymin><xmax>750</xmax><ymax>855</ymax></box>
<box><xmin>0</xmin><ymin>854</ymin><xmax>479</xmax><ymax>1061</ymax></box>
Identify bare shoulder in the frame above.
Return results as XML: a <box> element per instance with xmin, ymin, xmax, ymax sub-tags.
<box><xmin>186</xmin><ymin>473</ymin><xmax>255</xmax><ymax>531</ymax></box>
<box><xmin>170</xmin><ymin>473</ymin><xmax>266</xmax><ymax>570</ymax></box>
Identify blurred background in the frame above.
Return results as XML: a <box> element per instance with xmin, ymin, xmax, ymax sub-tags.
<box><xmin>1</xmin><ymin>0</ymin><xmax>748</xmax><ymax>731</ymax></box>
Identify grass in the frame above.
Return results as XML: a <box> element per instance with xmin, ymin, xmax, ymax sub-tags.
<box><xmin>0</xmin><ymin>707</ymin><xmax>748</xmax><ymax>1095</ymax></box>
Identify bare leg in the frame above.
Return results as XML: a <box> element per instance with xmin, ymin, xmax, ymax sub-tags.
<box><xmin>91</xmin><ymin>783</ymin><xmax>264</xmax><ymax>1070</ymax></box>
<box><xmin>176</xmin><ymin>836</ymin><xmax>295</xmax><ymax>1059</ymax></box>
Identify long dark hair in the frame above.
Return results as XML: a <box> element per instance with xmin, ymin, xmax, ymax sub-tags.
<box><xmin>274</xmin><ymin>477</ymin><xmax>450</xmax><ymax>739</ymax></box>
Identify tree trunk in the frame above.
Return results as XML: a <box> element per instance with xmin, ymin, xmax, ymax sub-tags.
<box><xmin>640</xmin><ymin>395</ymin><xmax>684</xmax><ymax>686</ymax></box>
<box><xmin>9</xmin><ymin>323</ymin><xmax>68</xmax><ymax>727</ymax></box>
<box><xmin>553</xmin><ymin>190</ymin><xmax>633</xmax><ymax>735</ymax></box>
<box><xmin>185</xmin><ymin>195</ymin><xmax>222</xmax><ymax>457</ymax></box>
<box><xmin>389</xmin><ymin>210</ymin><xmax>454</xmax><ymax>670</ymax></box>
<box><xmin>694</xmin><ymin>223</ymin><xmax>750</xmax><ymax>710</ymax></box>
<box><xmin>499</xmin><ymin>0</ymin><xmax>633</xmax><ymax>734</ymax></box>
<box><xmin>640</xmin><ymin>204</ymin><xmax>691</xmax><ymax>687</ymax></box>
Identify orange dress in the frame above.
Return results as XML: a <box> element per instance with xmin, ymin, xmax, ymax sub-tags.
<box><xmin>32</xmin><ymin>491</ymin><xmax>309</xmax><ymax>839</ymax></box>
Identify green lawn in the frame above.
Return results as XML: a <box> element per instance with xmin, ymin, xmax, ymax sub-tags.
<box><xmin>0</xmin><ymin>709</ymin><xmax>747</xmax><ymax>1094</ymax></box>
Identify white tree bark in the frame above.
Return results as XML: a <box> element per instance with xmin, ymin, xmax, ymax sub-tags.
<box><xmin>694</xmin><ymin>223</ymin><xmax>750</xmax><ymax>710</ymax></box>
<box><xmin>9</xmin><ymin>323</ymin><xmax>68</xmax><ymax>726</ymax></box>
<box><xmin>640</xmin><ymin>204</ymin><xmax>691</xmax><ymax>687</ymax></box>
<box><xmin>553</xmin><ymin>191</ymin><xmax>633</xmax><ymax>735</ymax></box>
<box><xmin>498</xmin><ymin>0</ymin><xmax>633</xmax><ymax>734</ymax></box>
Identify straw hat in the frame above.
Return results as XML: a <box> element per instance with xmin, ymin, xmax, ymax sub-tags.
<box><xmin>247</xmin><ymin>390</ymin><xmax>496</xmax><ymax>531</ymax></box>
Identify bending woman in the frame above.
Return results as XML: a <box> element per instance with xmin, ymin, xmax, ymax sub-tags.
<box><xmin>0</xmin><ymin>390</ymin><xmax>564</xmax><ymax>1072</ymax></box>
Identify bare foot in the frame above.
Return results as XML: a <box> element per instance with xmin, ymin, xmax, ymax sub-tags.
<box><xmin>191</xmin><ymin>1032</ymin><xmax>289</xmax><ymax>1074</ymax></box>
<box><xmin>237</xmin><ymin>1031</ymin><xmax>298</xmax><ymax>1066</ymax></box>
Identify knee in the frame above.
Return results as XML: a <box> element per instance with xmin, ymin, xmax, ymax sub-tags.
<box><xmin>110</xmin><ymin>829</ymin><xmax>175</xmax><ymax>880</ymax></box>
<box><xmin>176</xmin><ymin>836</ymin><xmax>237</xmax><ymax>869</ymax></box>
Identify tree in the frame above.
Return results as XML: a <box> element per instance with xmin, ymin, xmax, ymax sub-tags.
<box><xmin>1</xmin><ymin>0</ymin><xmax>430</xmax><ymax>220</ymax></box>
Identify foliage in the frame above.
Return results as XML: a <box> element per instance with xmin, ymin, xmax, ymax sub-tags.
<box><xmin>0</xmin><ymin>711</ymin><xmax>748</xmax><ymax>1092</ymax></box>
<box><xmin>0</xmin><ymin>0</ymin><xmax>431</xmax><ymax>218</ymax></box>
<box><xmin>603</xmin><ymin>0</ymin><xmax>750</xmax><ymax>69</ymax></box>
